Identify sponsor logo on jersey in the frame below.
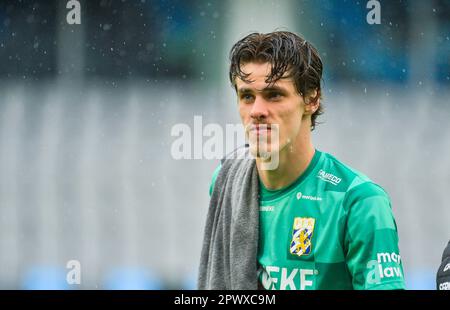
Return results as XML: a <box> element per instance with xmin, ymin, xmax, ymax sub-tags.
<box><xmin>260</xmin><ymin>266</ymin><xmax>316</xmax><ymax>290</ymax></box>
<box><xmin>317</xmin><ymin>169</ymin><xmax>342</xmax><ymax>185</ymax></box>
<box><xmin>366</xmin><ymin>252</ymin><xmax>403</xmax><ymax>286</ymax></box>
<box><xmin>439</xmin><ymin>282</ymin><xmax>450</xmax><ymax>290</ymax></box>
<box><xmin>290</xmin><ymin>217</ymin><xmax>315</xmax><ymax>257</ymax></box>
<box><xmin>296</xmin><ymin>192</ymin><xmax>322</xmax><ymax>201</ymax></box>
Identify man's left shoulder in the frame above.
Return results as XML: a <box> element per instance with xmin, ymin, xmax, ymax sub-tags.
<box><xmin>319</xmin><ymin>151</ymin><xmax>389</xmax><ymax>200</ymax></box>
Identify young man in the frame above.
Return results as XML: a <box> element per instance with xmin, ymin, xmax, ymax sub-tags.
<box><xmin>198</xmin><ymin>31</ymin><xmax>405</xmax><ymax>290</ymax></box>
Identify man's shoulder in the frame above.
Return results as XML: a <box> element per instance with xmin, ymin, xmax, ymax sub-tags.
<box><xmin>209</xmin><ymin>145</ymin><xmax>252</xmax><ymax>196</ymax></box>
<box><xmin>209</xmin><ymin>163</ymin><xmax>222</xmax><ymax>197</ymax></box>
<box><xmin>318</xmin><ymin>151</ymin><xmax>389</xmax><ymax>201</ymax></box>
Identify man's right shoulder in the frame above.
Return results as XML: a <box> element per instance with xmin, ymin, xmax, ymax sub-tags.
<box><xmin>209</xmin><ymin>144</ymin><xmax>250</xmax><ymax>196</ymax></box>
<box><xmin>209</xmin><ymin>163</ymin><xmax>222</xmax><ymax>197</ymax></box>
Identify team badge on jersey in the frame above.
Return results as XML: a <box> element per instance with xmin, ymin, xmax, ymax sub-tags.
<box><xmin>290</xmin><ymin>217</ymin><xmax>315</xmax><ymax>257</ymax></box>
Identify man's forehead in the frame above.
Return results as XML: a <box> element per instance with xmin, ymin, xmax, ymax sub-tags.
<box><xmin>236</xmin><ymin>62</ymin><xmax>293</xmax><ymax>89</ymax></box>
<box><xmin>235</xmin><ymin>75</ymin><xmax>293</xmax><ymax>92</ymax></box>
<box><xmin>239</xmin><ymin>62</ymin><xmax>291</xmax><ymax>77</ymax></box>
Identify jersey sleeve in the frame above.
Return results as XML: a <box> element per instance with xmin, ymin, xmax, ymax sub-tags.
<box><xmin>343</xmin><ymin>182</ymin><xmax>406</xmax><ymax>290</ymax></box>
<box><xmin>209</xmin><ymin>163</ymin><xmax>222</xmax><ymax>197</ymax></box>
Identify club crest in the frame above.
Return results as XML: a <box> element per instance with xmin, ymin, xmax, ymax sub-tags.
<box><xmin>290</xmin><ymin>217</ymin><xmax>315</xmax><ymax>257</ymax></box>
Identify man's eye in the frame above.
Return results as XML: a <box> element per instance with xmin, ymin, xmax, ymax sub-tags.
<box><xmin>268</xmin><ymin>92</ymin><xmax>282</xmax><ymax>100</ymax></box>
<box><xmin>241</xmin><ymin>94</ymin><xmax>254</xmax><ymax>101</ymax></box>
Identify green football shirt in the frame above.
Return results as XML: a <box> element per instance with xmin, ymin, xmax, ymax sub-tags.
<box><xmin>209</xmin><ymin>149</ymin><xmax>405</xmax><ymax>290</ymax></box>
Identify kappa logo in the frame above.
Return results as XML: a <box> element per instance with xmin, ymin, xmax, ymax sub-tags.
<box><xmin>317</xmin><ymin>169</ymin><xmax>342</xmax><ymax>186</ymax></box>
<box><xmin>290</xmin><ymin>217</ymin><xmax>315</xmax><ymax>257</ymax></box>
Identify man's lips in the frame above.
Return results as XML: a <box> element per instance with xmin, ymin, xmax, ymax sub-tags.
<box><xmin>249</xmin><ymin>125</ymin><xmax>272</xmax><ymax>132</ymax></box>
<box><xmin>248</xmin><ymin>125</ymin><xmax>273</xmax><ymax>138</ymax></box>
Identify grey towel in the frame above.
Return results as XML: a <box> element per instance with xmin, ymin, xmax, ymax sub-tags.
<box><xmin>197</xmin><ymin>146</ymin><xmax>260</xmax><ymax>290</ymax></box>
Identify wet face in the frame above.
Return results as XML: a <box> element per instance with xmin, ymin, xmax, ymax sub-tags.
<box><xmin>236</xmin><ymin>62</ymin><xmax>312</xmax><ymax>159</ymax></box>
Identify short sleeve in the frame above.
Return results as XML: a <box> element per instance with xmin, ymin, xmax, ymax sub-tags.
<box><xmin>344</xmin><ymin>182</ymin><xmax>406</xmax><ymax>290</ymax></box>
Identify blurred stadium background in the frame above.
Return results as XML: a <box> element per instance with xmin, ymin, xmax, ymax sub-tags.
<box><xmin>0</xmin><ymin>0</ymin><xmax>449</xmax><ymax>289</ymax></box>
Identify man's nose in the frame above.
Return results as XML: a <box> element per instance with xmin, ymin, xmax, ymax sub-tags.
<box><xmin>250</xmin><ymin>97</ymin><xmax>269</xmax><ymax>120</ymax></box>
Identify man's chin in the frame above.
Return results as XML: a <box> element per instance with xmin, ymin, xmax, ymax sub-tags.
<box><xmin>249</xmin><ymin>144</ymin><xmax>277</xmax><ymax>160</ymax></box>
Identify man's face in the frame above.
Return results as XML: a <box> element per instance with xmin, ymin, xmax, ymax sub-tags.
<box><xmin>236</xmin><ymin>62</ymin><xmax>309</xmax><ymax>159</ymax></box>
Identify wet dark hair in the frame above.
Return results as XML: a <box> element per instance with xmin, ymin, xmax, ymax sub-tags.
<box><xmin>229</xmin><ymin>31</ymin><xmax>323</xmax><ymax>130</ymax></box>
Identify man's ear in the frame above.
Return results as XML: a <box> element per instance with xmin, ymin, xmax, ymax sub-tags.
<box><xmin>304</xmin><ymin>89</ymin><xmax>320</xmax><ymax>115</ymax></box>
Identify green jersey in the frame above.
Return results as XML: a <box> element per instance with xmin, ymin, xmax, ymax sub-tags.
<box><xmin>209</xmin><ymin>149</ymin><xmax>405</xmax><ymax>290</ymax></box>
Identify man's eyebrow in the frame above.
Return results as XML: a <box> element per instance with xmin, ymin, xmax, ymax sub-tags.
<box><xmin>262</xmin><ymin>86</ymin><xmax>289</xmax><ymax>93</ymax></box>
<box><xmin>237</xmin><ymin>86</ymin><xmax>288</xmax><ymax>94</ymax></box>
<box><xmin>237</xmin><ymin>87</ymin><xmax>253</xmax><ymax>94</ymax></box>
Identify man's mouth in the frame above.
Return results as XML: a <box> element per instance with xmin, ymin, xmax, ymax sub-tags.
<box><xmin>249</xmin><ymin>124</ymin><xmax>272</xmax><ymax>134</ymax></box>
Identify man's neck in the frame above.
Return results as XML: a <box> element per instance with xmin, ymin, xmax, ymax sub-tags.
<box><xmin>256</xmin><ymin>134</ymin><xmax>315</xmax><ymax>191</ymax></box>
